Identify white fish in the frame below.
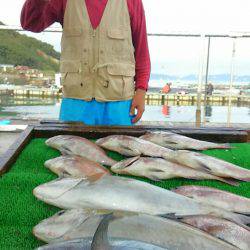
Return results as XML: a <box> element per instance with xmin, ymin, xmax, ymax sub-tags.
<box><xmin>46</xmin><ymin>135</ymin><xmax>117</xmax><ymax>166</ymax></box>
<box><xmin>173</xmin><ymin>185</ymin><xmax>250</xmax><ymax>214</ymax></box>
<box><xmin>169</xmin><ymin>150</ymin><xmax>250</xmax><ymax>182</ymax></box>
<box><xmin>111</xmin><ymin>157</ymin><xmax>237</xmax><ymax>185</ymax></box>
<box><xmin>181</xmin><ymin>215</ymin><xmax>250</xmax><ymax>250</ymax></box>
<box><xmin>140</xmin><ymin>131</ymin><xmax>231</xmax><ymax>150</ymax></box>
<box><xmin>96</xmin><ymin>135</ymin><xmax>250</xmax><ymax>182</ymax></box>
<box><xmin>37</xmin><ymin>213</ymin><xmax>165</xmax><ymax>250</ymax></box>
<box><xmin>96</xmin><ymin>135</ymin><xmax>174</xmax><ymax>157</ymax></box>
<box><xmin>34</xmin><ymin>209</ymin><xmax>237</xmax><ymax>250</ymax></box>
<box><xmin>33</xmin><ymin>176</ymin><xmax>250</xmax><ymax>225</ymax></box>
<box><xmin>45</xmin><ymin>155</ymin><xmax>110</xmax><ymax>179</ymax></box>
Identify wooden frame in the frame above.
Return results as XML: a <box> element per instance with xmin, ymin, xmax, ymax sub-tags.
<box><xmin>0</xmin><ymin>123</ymin><xmax>249</xmax><ymax>176</ymax></box>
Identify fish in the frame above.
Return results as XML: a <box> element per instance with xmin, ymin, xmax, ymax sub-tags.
<box><xmin>140</xmin><ymin>131</ymin><xmax>231</xmax><ymax>150</ymax></box>
<box><xmin>173</xmin><ymin>185</ymin><xmax>250</xmax><ymax>214</ymax></box>
<box><xmin>44</xmin><ymin>155</ymin><xmax>110</xmax><ymax>179</ymax></box>
<box><xmin>36</xmin><ymin>238</ymin><xmax>166</xmax><ymax>250</ymax></box>
<box><xmin>45</xmin><ymin>135</ymin><xmax>117</xmax><ymax>166</ymax></box>
<box><xmin>33</xmin><ymin>176</ymin><xmax>250</xmax><ymax>225</ymax></box>
<box><xmin>96</xmin><ymin>135</ymin><xmax>174</xmax><ymax>158</ymax></box>
<box><xmin>33</xmin><ymin>209</ymin><xmax>238</xmax><ymax>250</ymax></box>
<box><xmin>167</xmin><ymin>150</ymin><xmax>250</xmax><ymax>182</ymax></box>
<box><xmin>36</xmin><ymin>213</ymin><xmax>166</xmax><ymax>250</ymax></box>
<box><xmin>95</xmin><ymin>135</ymin><xmax>250</xmax><ymax>182</ymax></box>
<box><xmin>111</xmin><ymin>157</ymin><xmax>238</xmax><ymax>185</ymax></box>
<box><xmin>181</xmin><ymin>215</ymin><xmax>250</xmax><ymax>250</ymax></box>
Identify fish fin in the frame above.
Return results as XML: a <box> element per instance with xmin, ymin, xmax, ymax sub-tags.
<box><xmin>229</xmin><ymin>213</ymin><xmax>250</xmax><ymax>226</ymax></box>
<box><xmin>219</xmin><ymin>143</ymin><xmax>232</xmax><ymax>149</ymax></box>
<box><xmin>236</xmin><ymin>177</ymin><xmax>250</xmax><ymax>182</ymax></box>
<box><xmin>91</xmin><ymin>213</ymin><xmax>114</xmax><ymax>250</ymax></box>
<box><xmin>87</xmin><ymin>173</ymin><xmax>108</xmax><ymax>182</ymax></box>
<box><xmin>60</xmin><ymin>172</ymin><xmax>71</xmax><ymax>178</ymax></box>
<box><xmin>215</xmin><ymin>177</ymin><xmax>239</xmax><ymax>186</ymax></box>
<box><xmin>148</xmin><ymin>168</ymin><xmax>165</xmax><ymax>173</ymax></box>
<box><xmin>158</xmin><ymin>213</ymin><xmax>177</xmax><ymax>220</ymax></box>
<box><xmin>111</xmin><ymin>156</ymin><xmax>140</xmax><ymax>171</ymax></box>
<box><xmin>190</xmin><ymin>160</ymin><xmax>214</xmax><ymax>174</ymax></box>
<box><xmin>60</xmin><ymin>145</ymin><xmax>73</xmax><ymax>155</ymax></box>
<box><xmin>206</xmin><ymin>225</ymin><xmax>224</xmax><ymax>235</ymax></box>
<box><xmin>147</xmin><ymin>174</ymin><xmax>162</xmax><ymax>182</ymax></box>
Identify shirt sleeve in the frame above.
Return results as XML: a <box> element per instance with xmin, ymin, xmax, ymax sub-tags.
<box><xmin>20</xmin><ymin>0</ymin><xmax>65</xmax><ymax>32</ymax></box>
<box><xmin>127</xmin><ymin>0</ymin><xmax>151</xmax><ymax>91</ymax></box>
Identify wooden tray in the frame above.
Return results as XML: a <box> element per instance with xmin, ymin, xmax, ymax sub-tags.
<box><xmin>0</xmin><ymin>122</ymin><xmax>248</xmax><ymax>176</ymax></box>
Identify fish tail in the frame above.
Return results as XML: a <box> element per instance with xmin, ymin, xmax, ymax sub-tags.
<box><xmin>219</xmin><ymin>143</ymin><xmax>232</xmax><ymax>149</ymax></box>
<box><xmin>236</xmin><ymin>177</ymin><xmax>250</xmax><ymax>182</ymax></box>
<box><xmin>226</xmin><ymin>212</ymin><xmax>250</xmax><ymax>226</ymax></box>
<box><xmin>215</xmin><ymin>177</ymin><xmax>239</xmax><ymax>186</ymax></box>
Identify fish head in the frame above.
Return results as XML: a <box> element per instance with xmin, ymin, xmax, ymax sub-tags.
<box><xmin>96</xmin><ymin>136</ymin><xmax>122</xmax><ymax>148</ymax></box>
<box><xmin>44</xmin><ymin>157</ymin><xmax>64</xmax><ymax>173</ymax></box>
<box><xmin>140</xmin><ymin>132</ymin><xmax>155</xmax><ymax>140</ymax></box>
<box><xmin>33</xmin><ymin>178</ymin><xmax>84</xmax><ymax>201</ymax></box>
<box><xmin>45</xmin><ymin>135</ymin><xmax>68</xmax><ymax>148</ymax></box>
<box><xmin>45</xmin><ymin>135</ymin><xmax>78</xmax><ymax>149</ymax></box>
<box><xmin>111</xmin><ymin>156</ymin><xmax>140</xmax><ymax>174</ymax></box>
<box><xmin>44</xmin><ymin>156</ymin><xmax>78</xmax><ymax>176</ymax></box>
<box><xmin>33</xmin><ymin>209</ymin><xmax>93</xmax><ymax>242</ymax></box>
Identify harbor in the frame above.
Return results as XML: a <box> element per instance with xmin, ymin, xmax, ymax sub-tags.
<box><xmin>1</xmin><ymin>87</ymin><xmax>249</xmax><ymax>105</ymax></box>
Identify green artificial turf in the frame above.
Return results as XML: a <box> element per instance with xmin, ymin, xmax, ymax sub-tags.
<box><xmin>0</xmin><ymin>139</ymin><xmax>249</xmax><ymax>249</ymax></box>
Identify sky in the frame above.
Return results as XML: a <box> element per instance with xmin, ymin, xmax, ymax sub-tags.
<box><xmin>1</xmin><ymin>0</ymin><xmax>250</xmax><ymax>76</ymax></box>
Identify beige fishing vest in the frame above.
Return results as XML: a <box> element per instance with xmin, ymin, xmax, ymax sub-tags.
<box><xmin>60</xmin><ymin>0</ymin><xmax>136</xmax><ymax>102</ymax></box>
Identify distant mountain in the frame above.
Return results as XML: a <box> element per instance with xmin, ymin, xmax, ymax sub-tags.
<box><xmin>150</xmin><ymin>73</ymin><xmax>250</xmax><ymax>82</ymax></box>
<box><xmin>0</xmin><ymin>21</ymin><xmax>60</xmax><ymax>71</ymax></box>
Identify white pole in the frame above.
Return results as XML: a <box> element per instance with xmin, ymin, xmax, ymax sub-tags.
<box><xmin>227</xmin><ymin>38</ymin><xmax>237</xmax><ymax>127</ymax></box>
<box><xmin>203</xmin><ymin>37</ymin><xmax>211</xmax><ymax>126</ymax></box>
<box><xmin>196</xmin><ymin>35</ymin><xmax>207</xmax><ymax>127</ymax></box>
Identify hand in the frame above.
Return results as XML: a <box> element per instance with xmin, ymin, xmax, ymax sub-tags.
<box><xmin>130</xmin><ymin>89</ymin><xmax>146</xmax><ymax>123</ymax></box>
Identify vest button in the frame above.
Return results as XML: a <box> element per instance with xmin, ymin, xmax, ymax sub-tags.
<box><xmin>100</xmin><ymin>50</ymin><xmax>104</xmax><ymax>54</ymax></box>
<box><xmin>80</xmin><ymin>83</ymin><xmax>83</xmax><ymax>87</ymax></box>
<box><xmin>83</xmin><ymin>49</ymin><xmax>87</xmax><ymax>52</ymax></box>
<box><xmin>103</xmin><ymin>80</ymin><xmax>109</xmax><ymax>88</ymax></box>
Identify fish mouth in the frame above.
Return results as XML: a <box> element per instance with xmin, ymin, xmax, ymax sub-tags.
<box><xmin>111</xmin><ymin>156</ymin><xmax>140</xmax><ymax>172</ymax></box>
<box><xmin>45</xmin><ymin>137</ymin><xmax>53</xmax><ymax>146</ymax></box>
<box><xmin>95</xmin><ymin>137</ymin><xmax>107</xmax><ymax>146</ymax></box>
<box><xmin>33</xmin><ymin>178</ymin><xmax>84</xmax><ymax>201</ymax></box>
<box><xmin>44</xmin><ymin>159</ymin><xmax>54</xmax><ymax>169</ymax></box>
<box><xmin>33</xmin><ymin>209</ymin><xmax>92</xmax><ymax>242</ymax></box>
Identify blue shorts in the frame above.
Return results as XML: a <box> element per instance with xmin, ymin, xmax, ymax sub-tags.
<box><xmin>59</xmin><ymin>98</ymin><xmax>135</xmax><ymax>126</ymax></box>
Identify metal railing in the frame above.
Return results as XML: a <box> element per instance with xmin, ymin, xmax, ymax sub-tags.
<box><xmin>1</xmin><ymin>25</ymin><xmax>250</xmax><ymax>126</ymax></box>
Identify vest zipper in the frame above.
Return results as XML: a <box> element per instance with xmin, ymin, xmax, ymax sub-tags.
<box><xmin>92</xmin><ymin>29</ymin><xmax>99</xmax><ymax>98</ymax></box>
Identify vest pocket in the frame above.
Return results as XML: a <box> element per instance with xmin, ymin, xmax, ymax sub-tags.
<box><xmin>60</xmin><ymin>60</ymin><xmax>81</xmax><ymax>88</ymax></box>
<box><xmin>97</xmin><ymin>63</ymin><xmax>135</xmax><ymax>100</ymax></box>
<box><xmin>107</xmin><ymin>29</ymin><xmax>126</xmax><ymax>40</ymax></box>
<box><xmin>107</xmin><ymin>29</ymin><xmax>127</xmax><ymax>55</ymax></box>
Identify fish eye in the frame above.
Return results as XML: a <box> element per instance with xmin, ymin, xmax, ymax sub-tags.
<box><xmin>57</xmin><ymin>210</ymin><xmax>66</xmax><ymax>216</ymax></box>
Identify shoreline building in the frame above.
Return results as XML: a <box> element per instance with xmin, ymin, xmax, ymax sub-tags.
<box><xmin>0</xmin><ymin>64</ymin><xmax>14</xmax><ymax>72</ymax></box>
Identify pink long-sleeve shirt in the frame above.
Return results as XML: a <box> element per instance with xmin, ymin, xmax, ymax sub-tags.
<box><xmin>21</xmin><ymin>0</ymin><xmax>151</xmax><ymax>91</ymax></box>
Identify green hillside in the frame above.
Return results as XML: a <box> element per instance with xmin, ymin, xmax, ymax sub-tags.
<box><xmin>0</xmin><ymin>21</ymin><xmax>60</xmax><ymax>72</ymax></box>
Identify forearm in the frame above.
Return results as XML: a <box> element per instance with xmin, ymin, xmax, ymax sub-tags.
<box><xmin>134</xmin><ymin>57</ymin><xmax>151</xmax><ymax>91</ymax></box>
<box><xmin>21</xmin><ymin>0</ymin><xmax>62</xmax><ymax>32</ymax></box>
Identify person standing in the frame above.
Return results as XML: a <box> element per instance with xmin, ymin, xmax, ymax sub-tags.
<box><xmin>162</xmin><ymin>83</ymin><xmax>172</xmax><ymax>94</ymax></box>
<box><xmin>206</xmin><ymin>83</ymin><xmax>214</xmax><ymax>96</ymax></box>
<box><xmin>21</xmin><ymin>0</ymin><xmax>151</xmax><ymax>125</ymax></box>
